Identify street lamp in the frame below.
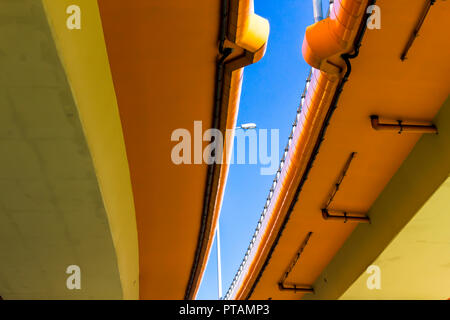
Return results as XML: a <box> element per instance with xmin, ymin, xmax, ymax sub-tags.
<box><xmin>236</xmin><ymin>123</ymin><xmax>257</xmax><ymax>130</ymax></box>
<box><xmin>215</xmin><ymin>122</ymin><xmax>257</xmax><ymax>300</ymax></box>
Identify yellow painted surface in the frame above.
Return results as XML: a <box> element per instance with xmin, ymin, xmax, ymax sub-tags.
<box><xmin>0</xmin><ymin>0</ymin><xmax>123</xmax><ymax>299</ymax></box>
<box><xmin>42</xmin><ymin>0</ymin><xmax>139</xmax><ymax>299</ymax></box>
<box><xmin>304</xmin><ymin>96</ymin><xmax>450</xmax><ymax>300</ymax></box>
<box><xmin>341</xmin><ymin>176</ymin><xmax>450</xmax><ymax>299</ymax></box>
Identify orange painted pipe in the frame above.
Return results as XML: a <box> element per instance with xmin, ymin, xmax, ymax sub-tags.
<box><xmin>302</xmin><ymin>0</ymin><xmax>368</xmax><ymax>73</ymax></box>
<box><xmin>370</xmin><ymin>115</ymin><xmax>438</xmax><ymax>134</ymax></box>
<box><xmin>278</xmin><ymin>283</ymin><xmax>314</xmax><ymax>293</ymax></box>
<box><xmin>321</xmin><ymin>209</ymin><xmax>370</xmax><ymax>223</ymax></box>
<box><xmin>228</xmin><ymin>0</ymin><xmax>370</xmax><ymax>300</ymax></box>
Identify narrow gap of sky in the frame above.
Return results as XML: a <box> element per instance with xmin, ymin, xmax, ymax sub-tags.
<box><xmin>196</xmin><ymin>0</ymin><xmax>330</xmax><ymax>300</ymax></box>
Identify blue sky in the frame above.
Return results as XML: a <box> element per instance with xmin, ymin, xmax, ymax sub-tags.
<box><xmin>196</xmin><ymin>0</ymin><xmax>329</xmax><ymax>300</ymax></box>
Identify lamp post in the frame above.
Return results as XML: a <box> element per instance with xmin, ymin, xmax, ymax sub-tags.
<box><xmin>215</xmin><ymin>123</ymin><xmax>257</xmax><ymax>300</ymax></box>
<box><xmin>216</xmin><ymin>222</ymin><xmax>222</xmax><ymax>299</ymax></box>
<box><xmin>236</xmin><ymin>123</ymin><xmax>257</xmax><ymax>130</ymax></box>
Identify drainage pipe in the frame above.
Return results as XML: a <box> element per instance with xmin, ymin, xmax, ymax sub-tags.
<box><xmin>321</xmin><ymin>209</ymin><xmax>370</xmax><ymax>223</ymax></box>
<box><xmin>313</xmin><ymin>0</ymin><xmax>323</xmax><ymax>23</ymax></box>
<box><xmin>401</xmin><ymin>0</ymin><xmax>436</xmax><ymax>61</ymax></box>
<box><xmin>370</xmin><ymin>115</ymin><xmax>438</xmax><ymax>134</ymax></box>
<box><xmin>278</xmin><ymin>283</ymin><xmax>314</xmax><ymax>293</ymax></box>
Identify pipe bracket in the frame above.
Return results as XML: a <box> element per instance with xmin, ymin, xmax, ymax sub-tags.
<box><xmin>278</xmin><ymin>282</ymin><xmax>314</xmax><ymax>293</ymax></box>
<box><xmin>370</xmin><ymin>115</ymin><xmax>438</xmax><ymax>134</ymax></box>
<box><xmin>321</xmin><ymin>208</ymin><xmax>370</xmax><ymax>223</ymax></box>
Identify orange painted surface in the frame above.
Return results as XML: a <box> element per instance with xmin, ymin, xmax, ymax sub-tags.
<box><xmin>303</xmin><ymin>0</ymin><xmax>367</xmax><ymax>73</ymax></box>
<box><xmin>180</xmin><ymin>0</ymin><xmax>269</xmax><ymax>299</ymax></box>
<box><xmin>231</xmin><ymin>0</ymin><xmax>450</xmax><ymax>300</ymax></box>
<box><xmin>97</xmin><ymin>0</ymin><xmax>221</xmax><ymax>299</ymax></box>
<box><xmin>97</xmin><ymin>0</ymin><xmax>268</xmax><ymax>299</ymax></box>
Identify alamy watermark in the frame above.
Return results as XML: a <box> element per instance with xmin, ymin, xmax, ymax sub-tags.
<box><xmin>66</xmin><ymin>265</ymin><xmax>81</xmax><ymax>290</ymax></box>
<box><xmin>367</xmin><ymin>5</ymin><xmax>381</xmax><ymax>30</ymax></box>
<box><xmin>366</xmin><ymin>265</ymin><xmax>381</xmax><ymax>290</ymax></box>
<box><xmin>171</xmin><ymin>121</ymin><xmax>280</xmax><ymax>176</ymax></box>
<box><xmin>66</xmin><ymin>5</ymin><xmax>81</xmax><ymax>30</ymax></box>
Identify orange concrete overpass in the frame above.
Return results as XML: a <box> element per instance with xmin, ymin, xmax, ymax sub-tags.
<box><xmin>0</xmin><ymin>0</ymin><xmax>268</xmax><ymax>299</ymax></box>
<box><xmin>225</xmin><ymin>0</ymin><xmax>450</xmax><ymax>300</ymax></box>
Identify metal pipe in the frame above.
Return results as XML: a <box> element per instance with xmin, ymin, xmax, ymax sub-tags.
<box><xmin>324</xmin><ymin>152</ymin><xmax>356</xmax><ymax>210</ymax></box>
<box><xmin>313</xmin><ymin>0</ymin><xmax>323</xmax><ymax>23</ymax></box>
<box><xmin>370</xmin><ymin>115</ymin><xmax>438</xmax><ymax>134</ymax></box>
<box><xmin>401</xmin><ymin>0</ymin><xmax>436</xmax><ymax>61</ymax></box>
<box><xmin>277</xmin><ymin>232</ymin><xmax>314</xmax><ymax>294</ymax></box>
<box><xmin>321</xmin><ymin>209</ymin><xmax>370</xmax><ymax>223</ymax></box>
<box><xmin>278</xmin><ymin>283</ymin><xmax>314</xmax><ymax>293</ymax></box>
